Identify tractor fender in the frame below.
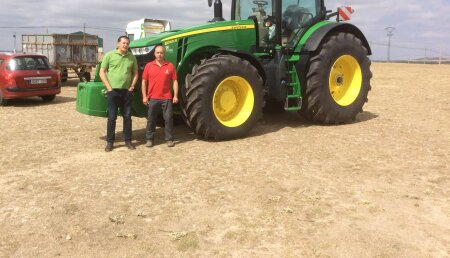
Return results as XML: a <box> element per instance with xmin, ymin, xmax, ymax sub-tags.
<box><xmin>217</xmin><ymin>48</ymin><xmax>266</xmax><ymax>83</ymax></box>
<box><xmin>302</xmin><ymin>23</ymin><xmax>372</xmax><ymax>55</ymax></box>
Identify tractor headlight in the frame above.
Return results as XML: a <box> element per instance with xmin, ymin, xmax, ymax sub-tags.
<box><xmin>131</xmin><ymin>45</ymin><xmax>155</xmax><ymax>56</ymax></box>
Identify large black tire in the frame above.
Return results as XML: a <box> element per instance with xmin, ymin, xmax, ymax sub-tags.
<box><xmin>41</xmin><ymin>95</ymin><xmax>56</xmax><ymax>102</ymax></box>
<box><xmin>300</xmin><ymin>32</ymin><xmax>372</xmax><ymax>124</ymax></box>
<box><xmin>183</xmin><ymin>55</ymin><xmax>264</xmax><ymax>140</ymax></box>
<box><xmin>263</xmin><ymin>97</ymin><xmax>285</xmax><ymax>113</ymax></box>
<box><xmin>0</xmin><ymin>90</ymin><xmax>8</xmax><ymax>106</ymax></box>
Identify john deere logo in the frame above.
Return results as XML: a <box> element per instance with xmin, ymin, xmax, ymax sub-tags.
<box><xmin>231</xmin><ymin>25</ymin><xmax>247</xmax><ymax>30</ymax></box>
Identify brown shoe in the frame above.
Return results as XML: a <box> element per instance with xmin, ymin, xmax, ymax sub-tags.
<box><xmin>125</xmin><ymin>141</ymin><xmax>136</xmax><ymax>150</ymax></box>
<box><xmin>105</xmin><ymin>143</ymin><xmax>113</xmax><ymax>152</ymax></box>
<box><xmin>167</xmin><ymin>140</ymin><xmax>175</xmax><ymax>147</ymax></box>
<box><xmin>145</xmin><ymin>139</ymin><xmax>154</xmax><ymax>148</ymax></box>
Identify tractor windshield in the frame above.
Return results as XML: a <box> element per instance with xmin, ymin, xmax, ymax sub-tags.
<box><xmin>235</xmin><ymin>0</ymin><xmax>276</xmax><ymax>48</ymax></box>
<box><xmin>234</xmin><ymin>0</ymin><xmax>320</xmax><ymax>48</ymax></box>
<box><xmin>281</xmin><ymin>0</ymin><xmax>319</xmax><ymax>46</ymax></box>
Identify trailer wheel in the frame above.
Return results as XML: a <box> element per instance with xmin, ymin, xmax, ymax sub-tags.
<box><xmin>79</xmin><ymin>72</ymin><xmax>91</xmax><ymax>82</ymax></box>
<box><xmin>184</xmin><ymin>55</ymin><xmax>263</xmax><ymax>140</ymax></box>
<box><xmin>61</xmin><ymin>69</ymin><xmax>68</xmax><ymax>83</ymax></box>
<box><xmin>300</xmin><ymin>32</ymin><xmax>372</xmax><ymax>123</ymax></box>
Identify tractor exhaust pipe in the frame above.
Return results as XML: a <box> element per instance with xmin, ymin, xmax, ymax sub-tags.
<box><xmin>208</xmin><ymin>0</ymin><xmax>225</xmax><ymax>22</ymax></box>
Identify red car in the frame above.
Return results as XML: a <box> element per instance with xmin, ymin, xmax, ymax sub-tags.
<box><xmin>0</xmin><ymin>52</ymin><xmax>61</xmax><ymax>105</ymax></box>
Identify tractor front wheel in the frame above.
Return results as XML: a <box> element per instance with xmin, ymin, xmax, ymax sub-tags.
<box><xmin>184</xmin><ymin>55</ymin><xmax>264</xmax><ymax>140</ymax></box>
<box><xmin>300</xmin><ymin>32</ymin><xmax>372</xmax><ymax>123</ymax></box>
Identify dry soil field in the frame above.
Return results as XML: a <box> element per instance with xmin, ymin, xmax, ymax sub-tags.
<box><xmin>0</xmin><ymin>63</ymin><xmax>449</xmax><ymax>257</ymax></box>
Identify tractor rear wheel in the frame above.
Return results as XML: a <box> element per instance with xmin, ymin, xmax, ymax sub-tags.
<box><xmin>263</xmin><ymin>97</ymin><xmax>285</xmax><ymax>113</ymax></box>
<box><xmin>300</xmin><ymin>32</ymin><xmax>372</xmax><ymax>123</ymax></box>
<box><xmin>184</xmin><ymin>55</ymin><xmax>264</xmax><ymax>140</ymax></box>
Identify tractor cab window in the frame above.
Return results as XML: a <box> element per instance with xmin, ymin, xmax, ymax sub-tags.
<box><xmin>235</xmin><ymin>0</ymin><xmax>276</xmax><ymax>48</ymax></box>
<box><xmin>281</xmin><ymin>0</ymin><xmax>318</xmax><ymax>46</ymax></box>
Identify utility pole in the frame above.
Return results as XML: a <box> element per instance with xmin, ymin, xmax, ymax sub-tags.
<box><xmin>13</xmin><ymin>32</ymin><xmax>16</xmax><ymax>53</ymax></box>
<box><xmin>424</xmin><ymin>48</ymin><xmax>427</xmax><ymax>64</ymax></box>
<box><xmin>384</xmin><ymin>27</ymin><xmax>395</xmax><ymax>63</ymax></box>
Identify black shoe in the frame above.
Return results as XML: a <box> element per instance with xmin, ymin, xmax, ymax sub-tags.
<box><xmin>125</xmin><ymin>141</ymin><xmax>136</xmax><ymax>150</ymax></box>
<box><xmin>105</xmin><ymin>143</ymin><xmax>114</xmax><ymax>152</ymax></box>
<box><xmin>167</xmin><ymin>140</ymin><xmax>175</xmax><ymax>147</ymax></box>
<box><xmin>145</xmin><ymin>139</ymin><xmax>154</xmax><ymax>148</ymax></box>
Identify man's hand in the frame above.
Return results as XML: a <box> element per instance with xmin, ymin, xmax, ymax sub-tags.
<box><xmin>99</xmin><ymin>67</ymin><xmax>113</xmax><ymax>91</ymax></box>
<box><xmin>143</xmin><ymin>96</ymin><xmax>149</xmax><ymax>105</ymax></box>
<box><xmin>173</xmin><ymin>96</ymin><xmax>179</xmax><ymax>104</ymax></box>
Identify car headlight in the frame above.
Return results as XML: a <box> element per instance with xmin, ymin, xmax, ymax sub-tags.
<box><xmin>131</xmin><ymin>45</ymin><xmax>155</xmax><ymax>56</ymax></box>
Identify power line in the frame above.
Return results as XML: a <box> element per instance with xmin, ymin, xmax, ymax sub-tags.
<box><xmin>371</xmin><ymin>42</ymin><xmax>449</xmax><ymax>57</ymax></box>
<box><xmin>0</xmin><ymin>24</ymin><xmax>124</xmax><ymax>32</ymax></box>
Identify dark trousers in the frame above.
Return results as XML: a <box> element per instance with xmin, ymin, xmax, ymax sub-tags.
<box><xmin>106</xmin><ymin>89</ymin><xmax>132</xmax><ymax>143</ymax></box>
<box><xmin>146</xmin><ymin>99</ymin><xmax>173</xmax><ymax>141</ymax></box>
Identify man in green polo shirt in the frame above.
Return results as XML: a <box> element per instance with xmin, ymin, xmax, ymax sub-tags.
<box><xmin>99</xmin><ymin>35</ymin><xmax>138</xmax><ymax>152</ymax></box>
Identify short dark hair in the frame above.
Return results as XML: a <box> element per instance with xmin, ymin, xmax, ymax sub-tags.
<box><xmin>117</xmin><ymin>35</ymin><xmax>130</xmax><ymax>42</ymax></box>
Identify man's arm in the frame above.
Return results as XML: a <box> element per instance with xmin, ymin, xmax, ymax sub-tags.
<box><xmin>99</xmin><ymin>67</ymin><xmax>113</xmax><ymax>92</ymax></box>
<box><xmin>172</xmin><ymin>80</ymin><xmax>179</xmax><ymax>104</ymax></box>
<box><xmin>141</xmin><ymin>79</ymin><xmax>148</xmax><ymax>105</ymax></box>
<box><xmin>129</xmin><ymin>69</ymin><xmax>139</xmax><ymax>91</ymax></box>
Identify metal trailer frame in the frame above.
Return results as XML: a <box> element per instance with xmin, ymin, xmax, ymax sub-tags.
<box><xmin>22</xmin><ymin>33</ymin><xmax>99</xmax><ymax>82</ymax></box>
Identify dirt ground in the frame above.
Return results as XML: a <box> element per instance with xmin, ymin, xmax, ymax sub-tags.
<box><xmin>0</xmin><ymin>63</ymin><xmax>449</xmax><ymax>257</ymax></box>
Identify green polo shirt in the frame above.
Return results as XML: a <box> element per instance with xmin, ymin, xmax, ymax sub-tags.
<box><xmin>101</xmin><ymin>49</ymin><xmax>138</xmax><ymax>89</ymax></box>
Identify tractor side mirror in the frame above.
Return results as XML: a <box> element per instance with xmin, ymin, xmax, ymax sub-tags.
<box><xmin>208</xmin><ymin>0</ymin><xmax>212</xmax><ymax>7</ymax></box>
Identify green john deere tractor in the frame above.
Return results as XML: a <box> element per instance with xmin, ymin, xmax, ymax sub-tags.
<box><xmin>76</xmin><ymin>0</ymin><xmax>372</xmax><ymax>140</ymax></box>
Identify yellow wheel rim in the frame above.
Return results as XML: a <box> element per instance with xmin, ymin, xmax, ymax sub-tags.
<box><xmin>329</xmin><ymin>55</ymin><xmax>362</xmax><ymax>106</ymax></box>
<box><xmin>213</xmin><ymin>76</ymin><xmax>254</xmax><ymax>127</ymax></box>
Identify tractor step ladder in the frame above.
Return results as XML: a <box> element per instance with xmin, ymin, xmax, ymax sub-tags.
<box><xmin>284</xmin><ymin>60</ymin><xmax>302</xmax><ymax>111</ymax></box>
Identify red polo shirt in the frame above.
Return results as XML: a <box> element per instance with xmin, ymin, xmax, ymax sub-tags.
<box><xmin>142</xmin><ymin>60</ymin><xmax>177</xmax><ymax>100</ymax></box>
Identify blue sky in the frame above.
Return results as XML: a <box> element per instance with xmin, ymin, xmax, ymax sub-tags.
<box><xmin>1</xmin><ymin>0</ymin><xmax>449</xmax><ymax>61</ymax></box>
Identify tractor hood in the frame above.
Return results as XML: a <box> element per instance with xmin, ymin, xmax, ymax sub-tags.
<box><xmin>129</xmin><ymin>20</ymin><xmax>255</xmax><ymax>48</ymax></box>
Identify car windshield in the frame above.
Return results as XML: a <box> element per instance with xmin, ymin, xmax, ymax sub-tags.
<box><xmin>7</xmin><ymin>56</ymin><xmax>51</xmax><ymax>71</ymax></box>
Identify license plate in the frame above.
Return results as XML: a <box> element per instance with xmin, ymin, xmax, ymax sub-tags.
<box><xmin>30</xmin><ymin>79</ymin><xmax>47</xmax><ymax>84</ymax></box>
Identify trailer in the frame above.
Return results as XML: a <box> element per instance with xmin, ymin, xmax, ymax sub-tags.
<box><xmin>22</xmin><ymin>33</ymin><xmax>99</xmax><ymax>82</ymax></box>
<box><xmin>126</xmin><ymin>18</ymin><xmax>171</xmax><ymax>41</ymax></box>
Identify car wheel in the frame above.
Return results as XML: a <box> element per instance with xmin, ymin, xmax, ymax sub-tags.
<box><xmin>0</xmin><ymin>90</ymin><xmax>8</xmax><ymax>106</ymax></box>
<box><xmin>41</xmin><ymin>95</ymin><xmax>56</xmax><ymax>102</ymax></box>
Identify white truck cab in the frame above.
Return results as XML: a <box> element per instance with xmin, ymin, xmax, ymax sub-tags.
<box><xmin>126</xmin><ymin>18</ymin><xmax>171</xmax><ymax>41</ymax></box>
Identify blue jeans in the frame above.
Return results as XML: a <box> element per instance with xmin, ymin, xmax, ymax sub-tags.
<box><xmin>146</xmin><ymin>99</ymin><xmax>173</xmax><ymax>141</ymax></box>
<box><xmin>106</xmin><ymin>89</ymin><xmax>132</xmax><ymax>143</ymax></box>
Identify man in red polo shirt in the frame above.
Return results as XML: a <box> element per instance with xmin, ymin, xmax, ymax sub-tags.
<box><xmin>141</xmin><ymin>45</ymin><xmax>179</xmax><ymax>147</ymax></box>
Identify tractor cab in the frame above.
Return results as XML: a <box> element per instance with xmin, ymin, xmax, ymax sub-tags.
<box><xmin>232</xmin><ymin>0</ymin><xmax>324</xmax><ymax>50</ymax></box>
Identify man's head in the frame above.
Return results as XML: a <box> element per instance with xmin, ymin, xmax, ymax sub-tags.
<box><xmin>154</xmin><ymin>45</ymin><xmax>165</xmax><ymax>62</ymax></box>
<box><xmin>116</xmin><ymin>36</ymin><xmax>130</xmax><ymax>54</ymax></box>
